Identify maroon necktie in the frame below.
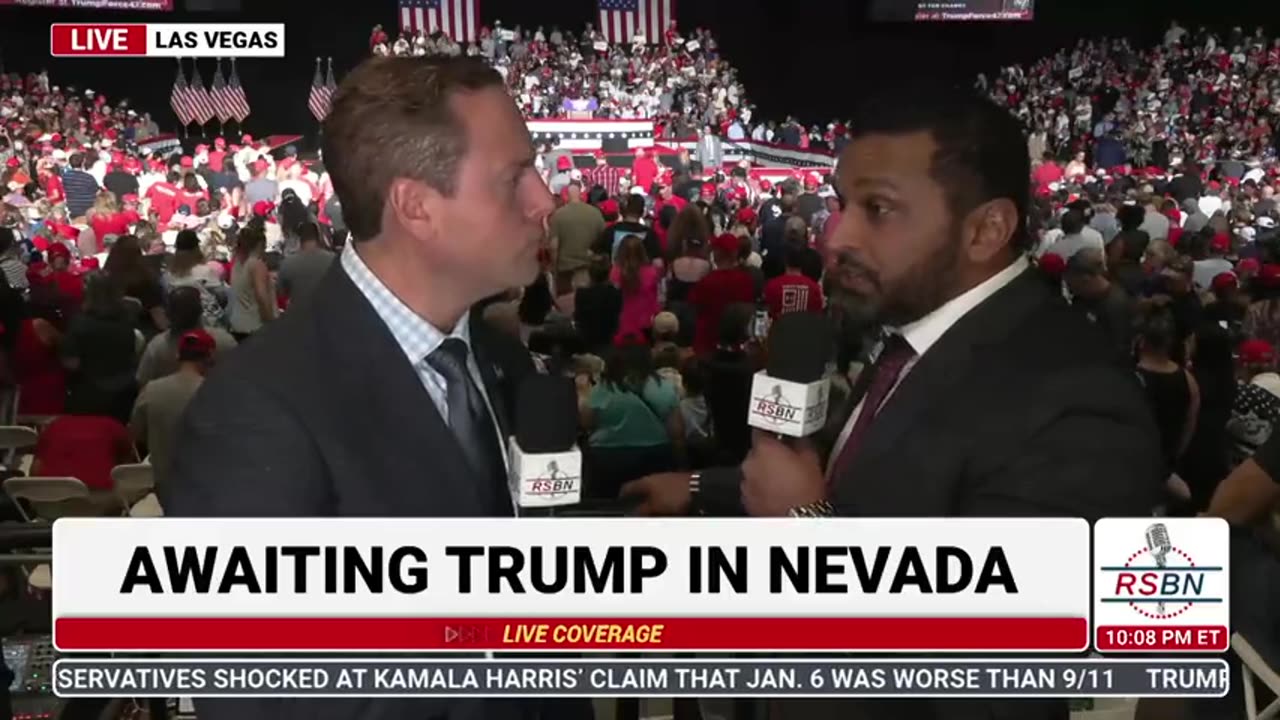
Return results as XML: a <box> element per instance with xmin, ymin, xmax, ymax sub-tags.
<box><xmin>829</xmin><ymin>334</ymin><xmax>917</xmax><ymax>484</ymax></box>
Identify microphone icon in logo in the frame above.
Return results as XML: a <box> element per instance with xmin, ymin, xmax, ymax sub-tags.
<box><xmin>1144</xmin><ymin>523</ymin><xmax>1172</xmax><ymax>613</ymax></box>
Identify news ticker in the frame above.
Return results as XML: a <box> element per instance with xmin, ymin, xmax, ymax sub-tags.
<box><xmin>51</xmin><ymin>517</ymin><xmax>1230</xmax><ymax>654</ymax></box>
<box><xmin>52</xmin><ymin>658</ymin><xmax>1228</xmax><ymax>698</ymax></box>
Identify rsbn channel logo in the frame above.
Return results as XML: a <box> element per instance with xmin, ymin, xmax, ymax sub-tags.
<box><xmin>1099</xmin><ymin>522</ymin><xmax>1224</xmax><ymax>620</ymax></box>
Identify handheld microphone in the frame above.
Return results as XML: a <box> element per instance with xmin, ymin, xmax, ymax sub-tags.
<box><xmin>508</xmin><ymin>374</ymin><xmax>583</xmax><ymax>514</ymax></box>
<box><xmin>1145</xmin><ymin>522</ymin><xmax>1172</xmax><ymax>613</ymax></box>
<box><xmin>747</xmin><ymin>311</ymin><xmax>836</xmax><ymax>438</ymax></box>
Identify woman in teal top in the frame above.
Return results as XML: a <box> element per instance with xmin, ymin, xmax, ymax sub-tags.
<box><xmin>581</xmin><ymin>342</ymin><xmax>683</xmax><ymax>499</ymax></box>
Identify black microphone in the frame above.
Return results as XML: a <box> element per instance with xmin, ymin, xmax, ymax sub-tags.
<box><xmin>508</xmin><ymin>374</ymin><xmax>582</xmax><ymax>515</ymax></box>
<box><xmin>748</xmin><ymin>311</ymin><xmax>836</xmax><ymax>438</ymax></box>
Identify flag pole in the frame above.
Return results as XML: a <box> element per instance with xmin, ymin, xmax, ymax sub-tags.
<box><xmin>216</xmin><ymin>57</ymin><xmax>225</xmax><ymax>139</ymax></box>
<box><xmin>177</xmin><ymin>58</ymin><xmax>188</xmax><ymax>138</ymax></box>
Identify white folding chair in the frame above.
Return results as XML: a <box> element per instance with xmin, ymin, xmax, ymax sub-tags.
<box><xmin>129</xmin><ymin>493</ymin><xmax>164</xmax><ymax>518</ymax></box>
<box><xmin>110</xmin><ymin>463</ymin><xmax>155</xmax><ymax>509</ymax></box>
<box><xmin>2</xmin><ymin>476</ymin><xmax>116</xmax><ymax>521</ymax></box>
<box><xmin>0</xmin><ymin>425</ymin><xmax>39</xmax><ymax>473</ymax></box>
<box><xmin>1234</xmin><ymin>632</ymin><xmax>1280</xmax><ymax>720</ymax></box>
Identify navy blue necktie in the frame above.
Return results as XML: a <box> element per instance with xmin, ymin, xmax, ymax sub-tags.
<box><xmin>426</xmin><ymin>338</ymin><xmax>508</xmax><ymax>510</ymax></box>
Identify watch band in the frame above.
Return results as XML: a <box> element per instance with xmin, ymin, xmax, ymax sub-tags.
<box><xmin>788</xmin><ymin>500</ymin><xmax>835</xmax><ymax>518</ymax></box>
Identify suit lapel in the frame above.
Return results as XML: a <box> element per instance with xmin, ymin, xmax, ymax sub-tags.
<box><xmin>314</xmin><ymin>264</ymin><xmax>487</xmax><ymax>513</ymax></box>
<box><xmin>840</xmin><ymin>269</ymin><xmax>1048</xmax><ymax>477</ymax></box>
<box><xmin>468</xmin><ymin>315</ymin><xmax>514</xmax><ymax>444</ymax></box>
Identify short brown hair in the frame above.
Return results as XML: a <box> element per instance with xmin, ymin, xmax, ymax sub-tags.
<box><xmin>321</xmin><ymin>55</ymin><xmax>505</xmax><ymax>241</ymax></box>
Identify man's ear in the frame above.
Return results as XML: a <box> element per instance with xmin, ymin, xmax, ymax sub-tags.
<box><xmin>386</xmin><ymin>178</ymin><xmax>439</xmax><ymax>240</ymax></box>
<box><xmin>963</xmin><ymin>198</ymin><xmax>1018</xmax><ymax>263</ymax></box>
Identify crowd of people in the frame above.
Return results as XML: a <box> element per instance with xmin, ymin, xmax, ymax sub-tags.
<box><xmin>0</xmin><ymin>69</ymin><xmax>343</xmax><ymax>501</ymax></box>
<box><xmin>369</xmin><ymin>22</ymin><xmax>840</xmax><ymax>148</ymax></box>
<box><xmin>2</xmin><ymin>14</ymin><xmax>1280</xmax><ymax>718</ymax></box>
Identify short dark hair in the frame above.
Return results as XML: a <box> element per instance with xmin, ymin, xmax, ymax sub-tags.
<box><xmin>322</xmin><ymin>55</ymin><xmax>505</xmax><ymax>241</ymax></box>
<box><xmin>68</xmin><ymin>153</ymin><xmax>84</xmax><ymax>169</ymax></box>
<box><xmin>1117</xmin><ymin>204</ymin><xmax>1146</xmax><ymax>232</ymax></box>
<box><xmin>1060</xmin><ymin>210</ymin><xmax>1086</xmax><ymax>236</ymax></box>
<box><xmin>167</xmin><ymin>286</ymin><xmax>203</xmax><ymax>335</ymax></box>
<box><xmin>298</xmin><ymin>221</ymin><xmax>321</xmax><ymax>245</ymax></box>
<box><xmin>621</xmin><ymin>194</ymin><xmax>645</xmax><ymax>219</ymax></box>
<box><xmin>0</xmin><ymin>227</ymin><xmax>15</xmax><ymax>254</ymax></box>
<box><xmin>849</xmin><ymin>86</ymin><xmax>1032</xmax><ymax>254</ymax></box>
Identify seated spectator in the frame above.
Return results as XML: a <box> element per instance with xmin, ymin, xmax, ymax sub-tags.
<box><xmin>137</xmin><ymin>287</ymin><xmax>236</xmax><ymax>387</ymax></box>
<box><xmin>678</xmin><ymin>358</ymin><xmax>713</xmax><ymax>469</ymax></box>
<box><xmin>31</xmin><ymin>402</ymin><xmax>135</xmax><ymax>509</ymax></box>
<box><xmin>130</xmin><ymin>329</ymin><xmax>216</xmax><ymax>494</ymax></box>
<box><xmin>580</xmin><ymin>341</ymin><xmax>682</xmax><ymax>500</ymax></box>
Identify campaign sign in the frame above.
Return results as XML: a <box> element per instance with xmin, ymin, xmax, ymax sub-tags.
<box><xmin>1093</xmin><ymin>518</ymin><xmax>1229</xmax><ymax>652</ymax></box>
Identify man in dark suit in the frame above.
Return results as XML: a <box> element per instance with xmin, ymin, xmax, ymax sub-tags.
<box><xmin>624</xmin><ymin>88</ymin><xmax>1163</xmax><ymax>719</ymax></box>
<box><xmin>163</xmin><ymin>56</ymin><xmax>591</xmax><ymax>720</ymax></box>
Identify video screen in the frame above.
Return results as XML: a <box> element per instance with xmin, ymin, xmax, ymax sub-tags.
<box><xmin>870</xmin><ymin>0</ymin><xmax>1035</xmax><ymax>22</ymax></box>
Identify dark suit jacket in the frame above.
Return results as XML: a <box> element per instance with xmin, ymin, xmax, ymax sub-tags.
<box><xmin>701</xmin><ymin>268</ymin><xmax>1164</xmax><ymax>720</ymax></box>
<box><xmin>163</xmin><ymin>262</ymin><xmax>592</xmax><ymax>720</ymax></box>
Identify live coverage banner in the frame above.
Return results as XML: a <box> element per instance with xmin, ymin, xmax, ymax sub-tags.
<box><xmin>53</xmin><ymin>518</ymin><xmax>1092</xmax><ymax>653</ymax></box>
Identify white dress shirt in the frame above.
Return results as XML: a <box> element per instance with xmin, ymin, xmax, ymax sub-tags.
<box><xmin>340</xmin><ymin>244</ymin><xmax>510</xmax><ymax>478</ymax></box>
<box><xmin>826</xmin><ymin>256</ymin><xmax>1030</xmax><ymax>479</ymax></box>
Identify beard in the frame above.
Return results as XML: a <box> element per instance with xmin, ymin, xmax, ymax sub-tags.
<box><xmin>825</xmin><ymin>229</ymin><xmax>964</xmax><ymax>329</ymax></box>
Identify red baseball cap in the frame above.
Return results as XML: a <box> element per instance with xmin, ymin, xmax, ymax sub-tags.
<box><xmin>1238</xmin><ymin>258</ymin><xmax>1261</xmax><ymax>275</ymax></box>
<box><xmin>179</xmin><ymin>329</ymin><xmax>217</xmax><ymax>359</ymax></box>
<box><xmin>179</xmin><ymin>156</ymin><xmax>194</xmax><ymax>168</ymax></box>
<box><xmin>1261</xmin><ymin>264</ymin><xmax>1280</xmax><ymax>287</ymax></box>
<box><xmin>1240</xmin><ymin>339</ymin><xmax>1275</xmax><ymax>365</ymax></box>
<box><xmin>1038</xmin><ymin>253</ymin><xmax>1067</xmax><ymax>277</ymax></box>
<box><xmin>46</xmin><ymin>243</ymin><xmax>71</xmax><ymax>260</ymax></box>
<box><xmin>598</xmin><ymin>199</ymin><xmax>619</xmax><ymax>217</ymax></box>
<box><xmin>1210</xmin><ymin>233</ymin><xmax>1231</xmax><ymax>253</ymax></box>
<box><xmin>556</xmin><ymin>156</ymin><xmax>573</xmax><ymax>170</ymax></box>
<box><xmin>711</xmin><ymin>233</ymin><xmax>740</xmax><ymax>254</ymax></box>
<box><xmin>1211</xmin><ymin>272</ymin><xmax>1238</xmax><ymax>292</ymax></box>
<box><xmin>253</xmin><ymin>200</ymin><xmax>274</xmax><ymax>217</ymax></box>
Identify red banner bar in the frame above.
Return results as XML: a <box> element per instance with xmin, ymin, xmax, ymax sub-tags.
<box><xmin>56</xmin><ymin>617</ymin><xmax>1088</xmax><ymax>652</ymax></box>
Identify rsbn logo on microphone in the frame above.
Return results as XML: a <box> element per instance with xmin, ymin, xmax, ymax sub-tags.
<box><xmin>1092</xmin><ymin>517</ymin><xmax>1230</xmax><ymax>652</ymax></box>
<box><xmin>527</xmin><ymin>460</ymin><xmax>579</xmax><ymax>500</ymax></box>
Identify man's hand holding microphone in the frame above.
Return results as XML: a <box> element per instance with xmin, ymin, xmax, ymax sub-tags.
<box><xmin>622</xmin><ymin>311</ymin><xmax>836</xmax><ymax>517</ymax></box>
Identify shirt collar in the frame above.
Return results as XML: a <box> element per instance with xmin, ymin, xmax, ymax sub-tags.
<box><xmin>895</xmin><ymin>256</ymin><xmax>1030</xmax><ymax>358</ymax></box>
<box><xmin>340</xmin><ymin>243</ymin><xmax>470</xmax><ymax>367</ymax></box>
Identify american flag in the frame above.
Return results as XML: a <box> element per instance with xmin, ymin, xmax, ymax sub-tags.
<box><xmin>210</xmin><ymin>59</ymin><xmax>233</xmax><ymax>124</ymax></box>
<box><xmin>188</xmin><ymin>61</ymin><xmax>216</xmax><ymax>126</ymax></box>
<box><xmin>227</xmin><ymin>58</ymin><xmax>250</xmax><ymax>123</ymax></box>
<box><xmin>597</xmin><ymin>0</ymin><xmax>674</xmax><ymax>45</ymax></box>
<box><xmin>307</xmin><ymin>58</ymin><xmax>333</xmax><ymax>123</ymax></box>
<box><xmin>399</xmin><ymin>0</ymin><xmax>479</xmax><ymax>43</ymax></box>
<box><xmin>169</xmin><ymin>60</ymin><xmax>194</xmax><ymax>126</ymax></box>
